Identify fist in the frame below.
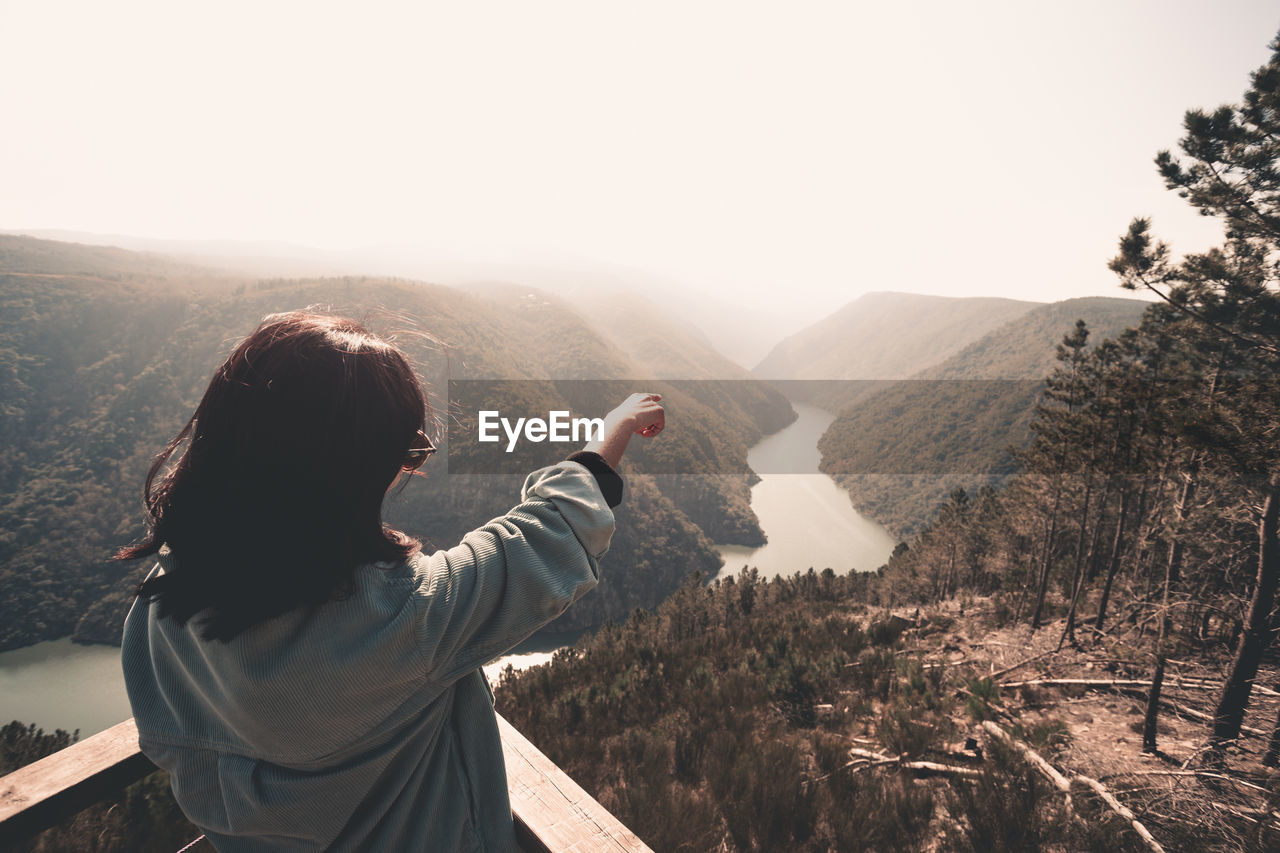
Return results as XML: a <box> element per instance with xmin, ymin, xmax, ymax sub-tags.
<box><xmin>609</xmin><ymin>393</ymin><xmax>665</xmax><ymax>438</ymax></box>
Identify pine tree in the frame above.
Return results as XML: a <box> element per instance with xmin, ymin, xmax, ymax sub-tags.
<box><xmin>1025</xmin><ymin>321</ymin><xmax>1092</xmax><ymax>631</ymax></box>
<box><xmin>1110</xmin><ymin>32</ymin><xmax>1280</xmax><ymax>760</ymax></box>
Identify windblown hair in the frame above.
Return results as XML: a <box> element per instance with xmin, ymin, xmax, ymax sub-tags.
<box><xmin>118</xmin><ymin>311</ymin><xmax>429</xmax><ymax>641</ymax></box>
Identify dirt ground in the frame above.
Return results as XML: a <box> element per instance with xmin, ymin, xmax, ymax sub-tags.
<box><xmin>896</xmin><ymin>596</ymin><xmax>1280</xmax><ymax>849</ymax></box>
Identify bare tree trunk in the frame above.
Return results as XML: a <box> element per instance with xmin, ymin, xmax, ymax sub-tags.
<box><xmin>1031</xmin><ymin>483</ymin><xmax>1063</xmax><ymax>631</ymax></box>
<box><xmin>1059</xmin><ymin>475</ymin><xmax>1098</xmax><ymax>650</ymax></box>
<box><xmin>1014</xmin><ymin>553</ymin><xmax>1035</xmax><ymax>621</ymax></box>
<box><xmin>1143</xmin><ymin>654</ymin><xmax>1166</xmax><ymax>754</ymax></box>
<box><xmin>1133</xmin><ymin>460</ymin><xmax>1172</xmax><ymax>591</ymax></box>
<box><xmin>1142</xmin><ymin>471</ymin><xmax>1195</xmax><ymax>754</ymax></box>
<box><xmin>1084</xmin><ymin>477</ymin><xmax>1115</xmax><ymax>583</ymax></box>
<box><xmin>1031</xmin><ymin>348</ymin><xmax>1090</xmax><ymax>632</ymax></box>
<box><xmin>1068</xmin><ymin>472</ymin><xmax>1117</xmax><ymax>642</ymax></box>
<box><xmin>1094</xmin><ymin>487</ymin><xmax>1132</xmax><ymax>633</ymax></box>
<box><xmin>1165</xmin><ymin>473</ymin><xmax>1196</xmax><ymax>590</ymax></box>
<box><xmin>1162</xmin><ymin>470</ymin><xmax>1196</xmax><ymax>594</ymax></box>
<box><xmin>1210</xmin><ymin>483</ymin><xmax>1280</xmax><ymax>756</ymax></box>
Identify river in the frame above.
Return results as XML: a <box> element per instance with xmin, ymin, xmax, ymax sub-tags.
<box><xmin>0</xmin><ymin>637</ymin><xmax>132</xmax><ymax>737</ymax></box>
<box><xmin>0</xmin><ymin>632</ymin><xmax>576</xmax><ymax>740</ymax></box>
<box><xmin>715</xmin><ymin>402</ymin><xmax>897</xmax><ymax>579</ymax></box>
<box><xmin>0</xmin><ymin>402</ymin><xmax>895</xmax><ymax>738</ymax></box>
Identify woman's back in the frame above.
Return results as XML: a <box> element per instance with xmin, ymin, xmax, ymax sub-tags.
<box><xmin>118</xmin><ymin>311</ymin><xmax>664</xmax><ymax>850</ymax></box>
<box><xmin>124</xmin><ymin>461</ymin><xmax>617</xmax><ymax>851</ymax></box>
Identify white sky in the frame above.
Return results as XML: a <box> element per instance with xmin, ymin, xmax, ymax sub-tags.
<box><xmin>2</xmin><ymin>0</ymin><xmax>1278</xmax><ymax>317</ymax></box>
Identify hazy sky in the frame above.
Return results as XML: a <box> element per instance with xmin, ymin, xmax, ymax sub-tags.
<box><xmin>2</xmin><ymin>1</ymin><xmax>1278</xmax><ymax>318</ymax></box>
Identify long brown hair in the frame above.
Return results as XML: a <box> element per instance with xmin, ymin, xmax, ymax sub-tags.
<box><xmin>118</xmin><ymin>311</ymin><xmax>429</xmax><ymax>641</ymax></box>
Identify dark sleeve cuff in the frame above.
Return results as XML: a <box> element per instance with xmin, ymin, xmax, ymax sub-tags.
<box><xmin>566</xmin><ymin>451</ymin><xmax>624</xmax><ymax>508</ymax></box>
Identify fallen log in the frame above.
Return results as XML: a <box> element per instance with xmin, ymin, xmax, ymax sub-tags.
<box><xmin>921</xmin><ymin>658</ymin><xmax>971</xmax><ymax>669</ymax></box>
<box><xmin>1119</xmin><ymin>694</ymin><xmax>1268</xmax><ymax>739</ymax></box>
<box><xmin>982</xmin><ymin>722</ymin><xmax>1166</xmax><ymax>853</ymax></box>
<box><xmin>981</xmin><ymin>720</ymin><xmax>1073</xmax><ymax>816</ymax></box>
<box><xmin>990</xmin><ymin>648</ymin><xmax>1060</xmax><ymax>680</ymax></box>
<box><xmin>980</xmin><ymin>721</ymin><xmax>1072</xmax><ymax>793</ymax></box>
<box><xmin>1001</xmin><ymin>678</ymin><xmax>1155</xmax><ymax>689</ymax></box>
<box><xmin>1206</xmin><ymin>800</ymin><xmax>1280</xmax><ymax>827</ymax></box>
<box><xmin>999</xmin><ymin>678</ymin><xmax>1213</xmax><ymax>691</ymax></box>
<box><xmin>1075</xmin><ymin>773</ymin><xmax>1167</xmax><ymax>853</ymax></box>
<box><xmin>845</xmin><ymin>748</ymin><xmax>981</xmax><ymax>778</ymax></box>
<box><xmin>995</xmin><ymin>679</ymin><xmax>1270</xmax><ymax>738</ymax></box>
<box><xmin>1107</xmin><ymin>769</ymin><xmax>1271</xmax><ymax>795</ymax></box>
<box><xmin>1000</xmin><ymin>675</ymin><xmax>1280</xmax><ymax>699</ymax></box>
<box><xmin>805</xmin><ymin>747</ymin><xmax>984</xmax><ymax>788</ymax></box>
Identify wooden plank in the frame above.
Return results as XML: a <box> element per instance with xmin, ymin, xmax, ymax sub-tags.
<box><xmin>0</xmin><ymin>718</ymin><xmax>156</xmax><ymax>846</ymax></box>
<box><xmin>498</xmin><ymin>714</ymin><xmax>653</xmax><ymax>853</ymax></box>
<box><xmin>1</xmin><ymin>715</ymin><xmax>650</xmax><ymax>853</ymax></box>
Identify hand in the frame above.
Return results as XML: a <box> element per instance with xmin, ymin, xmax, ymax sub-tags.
<box><xmin>608</xmin><ymin>392</ymin><xmax>665</xmax><ymax>438</ymax></box>
<box><xmin>585</xmin><ymin>393</ymin><xmax>665</xmax><ymax>469</ymax></box>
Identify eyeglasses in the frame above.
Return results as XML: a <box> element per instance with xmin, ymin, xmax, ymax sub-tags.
<box><xmin>402</xmin><ymin>430</ymin><xmax>437</xmax><ymax>471</ymax></box>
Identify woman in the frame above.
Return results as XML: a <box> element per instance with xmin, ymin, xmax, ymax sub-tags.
<box><xmin>119</xmin><ymin>311</ymin><xmax>664</xmax><ymax>851</ymax></box>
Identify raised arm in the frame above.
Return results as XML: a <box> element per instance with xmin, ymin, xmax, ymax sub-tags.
<box><xmin>411</xmin><ymin>393</ymin><xmax>665</xmax><ymax>686</ymax></box>
<box><xmin>582</xmin><ymin>392</ymin><xmax>665</xmax><ymax>469</ymax></box>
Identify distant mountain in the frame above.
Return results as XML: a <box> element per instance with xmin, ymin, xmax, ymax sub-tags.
<box><xmin>917</xmin><ymin>297</ymin><xmax>1150</xmax><ymax>379</ymax></box>
<box><xmin>818</xmin><ymin>295</ymin><xmax>1151</xmax><ymax>537</ymax></box>
<box><xmin>546</xmin><ymin>288</ymin><xmax>743</xmax><ymax>380</ymax></box>
<box><xmin>464</xmin><ymin>282</ymin><xmax>797</xmax><ymax>437</ymax></box>
<box><xmin>753</xmin><ymin>292</ymin><xmax>1039</xmax><ymax>381</ymax></box>
<box><xmin>0</xmin><ymin>236</ymin><xmax>793</xmax><ymax>650</ymax></box>
<box><xmin>5</xmin><ymin>230</ymin><xmax>810</xmax><ymax>369</ymax></box>
<box><xmin>2</xmin><ymin>229</ymin><xmax>363</xmax><ymax>278</ymax></box>
<box><xmin>452</xmin><ymin>282</ymin><xmax>797</xmax><ymax>544</ymax></box>
<box><xmin>0</xmin><ymin>233</ymin><xmax>241</xmax><ymax>282</ymax></box>
<box><xmin>451</xmin><ymin>266</ymin><xmax>819</xmax><ymax>370</ymax></box>
<box><xmin>538</xmin><ymin>287</ymin><xmax>799</xmax><ymax>544</ymax></box>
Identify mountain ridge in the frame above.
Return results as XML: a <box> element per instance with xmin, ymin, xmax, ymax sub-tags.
<box><xmin>816</xmin><ymin>295</ymin><xmax>1151</xmax><ymax>537</ymax></box>
<box><xmin>753</xmin><ymin>291</ymin><xmax>1042</xmax><ymax>381</ymax></box>
<box><xmin>0</xmin><ymin>235</ymin><xmax>791</xmax><ymax>650</ymax></box>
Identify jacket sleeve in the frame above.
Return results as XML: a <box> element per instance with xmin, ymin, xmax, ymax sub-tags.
<box><xmin>410</xmin><ymin>460</ymin><xmax>615</xmax><ymax>686</ymax></box>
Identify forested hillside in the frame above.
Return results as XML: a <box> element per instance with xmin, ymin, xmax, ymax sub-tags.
<box><xmin>916</xmin><ymin>297</ymin><xmax>1150</xmax><ymax>380</ymax></box>
<box><xmin>0</xmin><ymin>236</ymin><xmax>793</xmax><ymax>650</ymax></box>
<box><xmin>495</xmin><ymin>569</ymin><xmax>1249</xmax><ymax>851</ymax></box>
<box><xmin>492</xmin><ymin>47</ymin><xmax>1280</xmax><ymax>845</ymax></box>
<box><xmin>817</xmin><ymin>296</ymin><xmax>1149</xmax><ymax>537</ymax></box>
<box><xmin>753</xmin><ymin>292</ymin><xmax>1037</xmax><ymax>381</ymax></box>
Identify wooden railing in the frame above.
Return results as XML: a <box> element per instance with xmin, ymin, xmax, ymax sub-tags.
<box><xmin>0</xmin><ymin>715</ymin><xmax>651</xmax><ymax>852</ymax></box>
